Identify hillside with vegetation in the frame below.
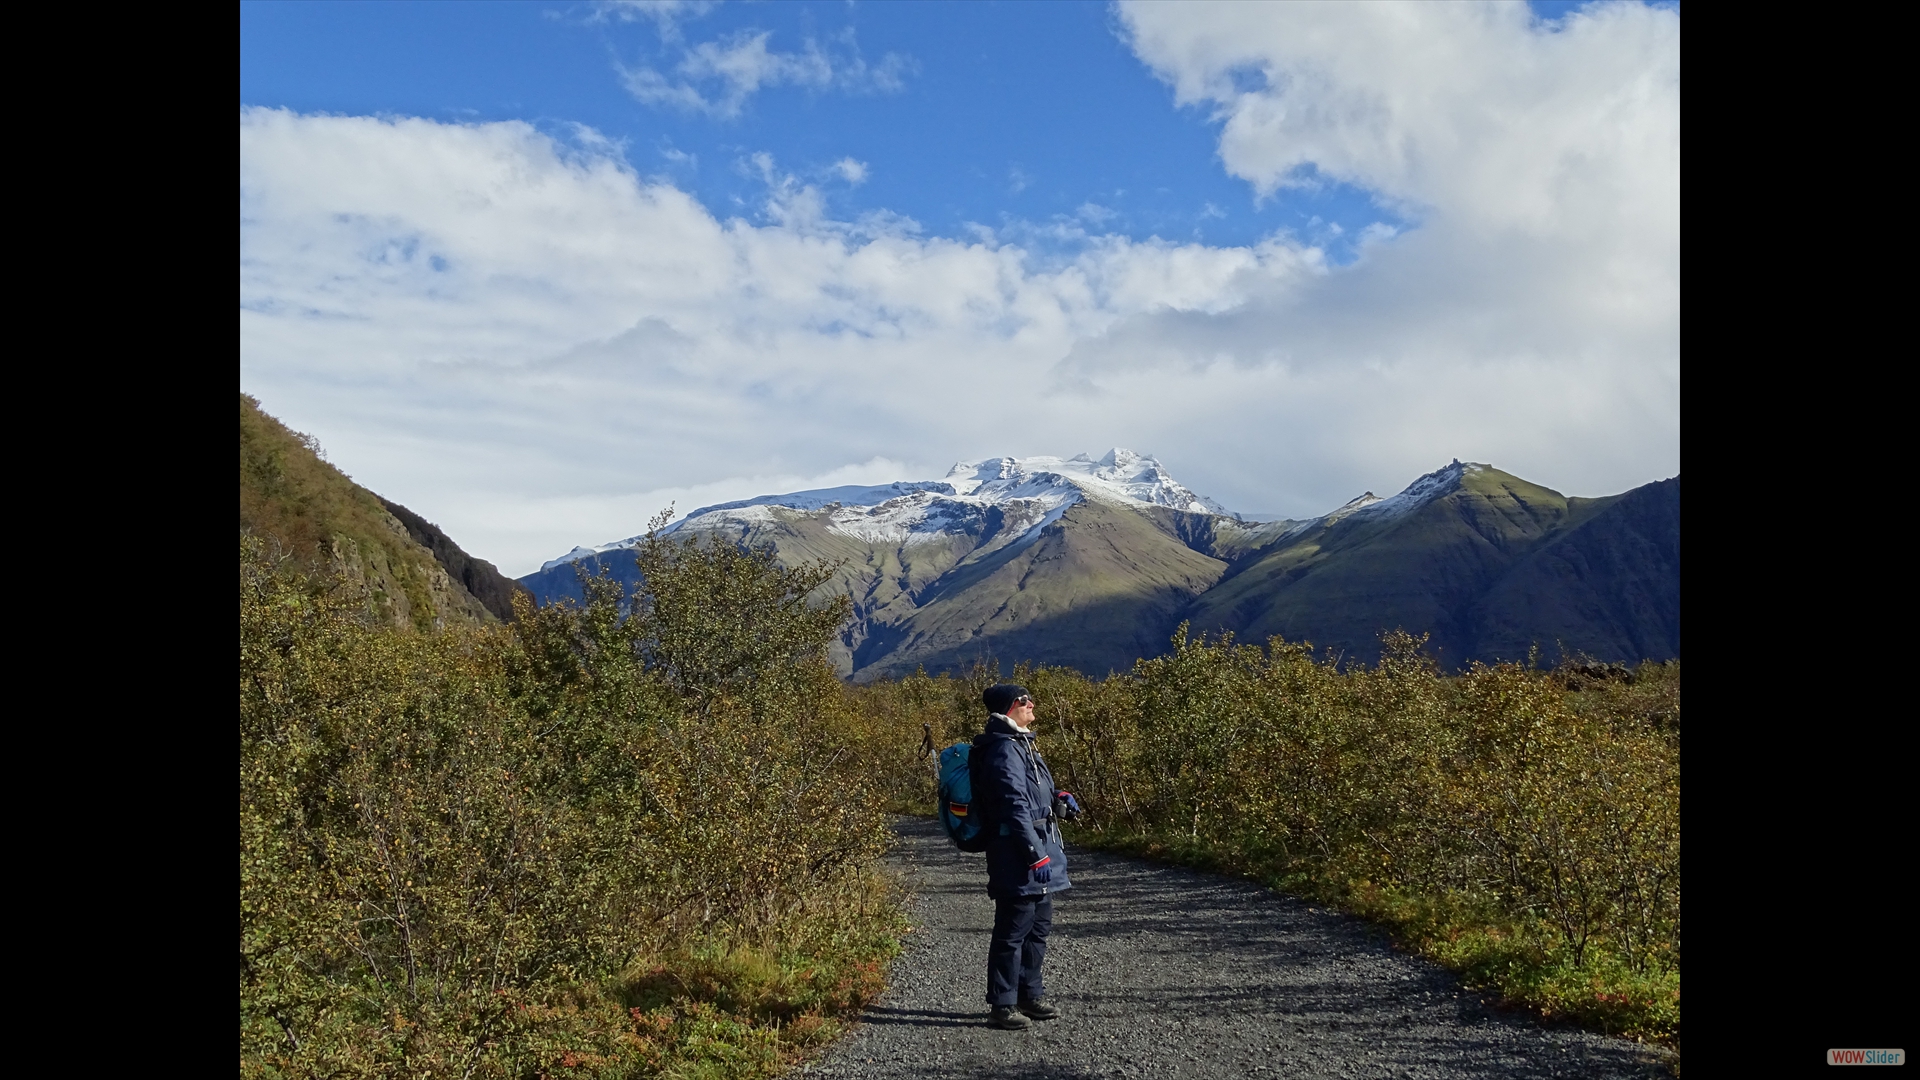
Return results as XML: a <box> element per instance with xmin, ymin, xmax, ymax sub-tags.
<box><xmin>1186</xmin><ymin>464</ymin><xmax>1681</xmax><ymax>668</ymax></box>
<box><xmin>240</xmin><ymin>394</ymin><xmax>522</xmax><ymax>629</ymax></box>
<box><xmin>1470</xmin><ymin>476</ymin><xmax>1680</xmax><ymax>664</ymax></box>
<box><xmin>240</xmin><ymin>521</ymin><xmax>903</xmax><ymax>1077</ymax></box>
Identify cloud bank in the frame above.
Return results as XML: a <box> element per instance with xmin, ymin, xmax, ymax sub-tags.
<box><xmin>239</xmin><ymin>2</ymin><xmax>1678</xmax><ymax>576</ymax></box>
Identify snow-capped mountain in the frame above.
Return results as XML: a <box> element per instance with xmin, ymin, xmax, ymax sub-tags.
<box><xmin>519</xmin><ymin>456</ymin><xmax>1678</xmax><ymax>680</ymax></box>
<box><xmin>540</xmin><ymin>449</ymin><xmax>1225</xmax><ymax>572</ymax></box>
<box><xmin>1344</xmin><ymin>460</ymin><xmax>1484</xmax><ymax>521</ymax></box>
<box><xmin>1274</xmin><ymin>460</ymin><xmax>1486</xmax><ymax>538</ymax></box>
<box><xmin>943</xmin><ymin>449</ymin><xmax>1227</xmax><ymax>513</ymax></box>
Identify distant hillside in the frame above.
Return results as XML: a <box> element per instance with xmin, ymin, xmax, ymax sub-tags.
<box><xmin>239</xmin><ymin>395</ymin><xmax>523</xmax><ymax>629</ymax></box>
<box><xmin>1185</xmin><ymin>463</ymin><xmax>1679</xmax><ymax>667</ymax></box>
<box><xmin>523</xmin><ymin>497</ymin><xmax>1227</xmax><ymax>678</ymax></box>
<box><xmin>522</xmin><ymin>453</ymin><xmax>1679</xmax><ymax>678</ymax></box>
<box><xmin>1469</xmin><ymin>476</ymin><xmax>1679</xmax><ymax>664</ymax></box>
<box><xmin>520</xmin><ymin>451</ymin><xmax>1253</xmax><ymax>679</ymax></box>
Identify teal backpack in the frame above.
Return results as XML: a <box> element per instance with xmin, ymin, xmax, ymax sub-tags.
<box><xmin>936</xmin><ymin>742</ymin><xmax>991</xmax><ymax>853</ymax></box>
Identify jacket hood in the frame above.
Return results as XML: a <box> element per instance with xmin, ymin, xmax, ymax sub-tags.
<box><xmin>980</xmin><ymin>713</ymin><xmax>1032</xmax><ymax>739</ymax></box>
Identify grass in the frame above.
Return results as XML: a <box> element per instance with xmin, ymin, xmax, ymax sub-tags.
<box><xmin>408</xmin><ymin>910</ymin><xmax>909</xmax><ymax>1080</ymax></box>
<box><xmin>603</xmin><ymin>896</ymin><xmax>909</xmax><ymax>1078</ymax></box>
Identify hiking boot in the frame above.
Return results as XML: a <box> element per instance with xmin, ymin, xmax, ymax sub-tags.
<box><xmin>988</xmin><ymin>1005</ymin><xmax>1033</xmax><ymax>1030</ymax></box>
<box><xmin>1018</xmin><ymin>997</ymin><xmax>1060</xmax><ymax>1021</ymax></box>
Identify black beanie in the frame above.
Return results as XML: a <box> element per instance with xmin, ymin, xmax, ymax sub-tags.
<box><xmin>982</xmin><ymin>684</ymin><xmax>1031</xmax><ymax>715</ymax></box>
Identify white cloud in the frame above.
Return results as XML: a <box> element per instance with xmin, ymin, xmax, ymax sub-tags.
<box><xmin>622</xmin><ymin>27</ymin><xmax>913</xmax><ymax>119</ymax></box>
<box><xmin>468</xmin><ymin>456</ymin><xmax>929</xmax><ymax>570</ymax></box>
<box><xmin>240</xmin><ymin>6</ymin><xmax>1678</xmax><ymax>576</ymax></box>
<box><xmin>240</xmin><ymin>108</ymin><xmax>1289</xmax><ymax>573</ymax></box>
<box><xmin>1076</xmin><ymin>202</ymin><xmax>1118</xmax><ymax>227</ymax></box>
<box><xmin>832</xmin><ymin>157</ymin><xmax>870</xmax><ymax>185</ymax></box>
<box><xmin>593</xmin><ymin>0</ymin><xmax>718</xmax><ymax>42</ymax></box>
<box><xmin>1086</xmin><ymin>2</ymin><xmax>1680</xmax><ymax>466</ymax></box>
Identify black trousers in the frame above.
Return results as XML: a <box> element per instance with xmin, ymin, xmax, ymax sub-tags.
<box><xmin>986</xmin><ymin>894</ymin><xmax>1052</xmax><ymax>1006</ymax></box>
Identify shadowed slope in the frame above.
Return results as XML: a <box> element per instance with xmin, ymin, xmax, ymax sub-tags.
<box><xmin>851</xmin><ymin>499</ymin><xmax>1228</xmax><ymax>680</ymax></box>
<box><xmin>1471</xmin><ymin>476</ymin><xmax>1680</xmax><ymax>664</ymax></box>
<box><xmin>1184</xmin><ymin>466</ymin><xmax>1645</xmax><ymax>667</ymax></box>
<box><xmin>377</xmin><ymin>497</ymin><xmax>528</xmax><ymax>623</ymax></box>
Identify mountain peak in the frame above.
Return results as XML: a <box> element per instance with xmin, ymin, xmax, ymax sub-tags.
<box><xmin>1338</xmin><ymin>460</ymin><xmax>1489</xmax><ymax>522</ymax></box>
<box><xmin>546</xmin><ymin>452</ymin><xmax>1230</xmax><ymax>572</ymax></box>
<box><xmin>1323</xmin><ymin>491</ymin><xmax>1383</xmax><ymax>525</ymax></box>
<box><xmin>943</xmin><ymin>450</ymin><xmax>1221</xmax><ymax>514</ymax></box>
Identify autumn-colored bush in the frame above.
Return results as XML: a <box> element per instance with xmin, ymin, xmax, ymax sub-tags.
<box><xmin>239</xmin><ymin>526</ymin><xmax>897</xmax><ymax>1078</ymax></box>
<box><xmin>850</xmin><ymin>629</ymin><xmax>1680</xmax><ymax>1041</ymax></box>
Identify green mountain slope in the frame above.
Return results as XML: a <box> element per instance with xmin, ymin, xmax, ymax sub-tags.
<box><xmin>1184</xmin><ymin>464</ymin><xmax>1677</xmax><ymax>667</ymax></box>
<box><xmin>1469</xmin><ymin>476</ymin><xmax>1679</xmax><ymax>663</ymax></box>
<box><xmin>851</xmin><ymin>499</ymin><xmax>1229</xmax><ymax>679</ymax></box>
<box><xmin>239</xmin><ymin>395</ymin><xmax>520</xmax><ymax>629</ymax></box>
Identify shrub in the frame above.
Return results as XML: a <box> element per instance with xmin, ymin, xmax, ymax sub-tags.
<box><xmin>240</xmin><ymin>523</ymin><xmax>895</xmax><ymax>1077</ymax></box>
<box><xmin>848</xmin><ymin>628</ymin><xmax>1680</xmax><ymax>1041</ymax></box>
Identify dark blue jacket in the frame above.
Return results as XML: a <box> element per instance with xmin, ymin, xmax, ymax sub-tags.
<box><xmin>972</xmin><ymin>714</ymin><xmax>1072</xmax><ymax>899</ymax></box>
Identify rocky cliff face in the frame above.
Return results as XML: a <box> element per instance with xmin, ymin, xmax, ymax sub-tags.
<box><xmin>320</xmin><ymin>513</ymin><xmax>496</xmax><ymax>632</ymax></box>
<box><xmin>378</xmin><ymin>497</ymin><xmax>528</xmax><ymax>623</ymax></box>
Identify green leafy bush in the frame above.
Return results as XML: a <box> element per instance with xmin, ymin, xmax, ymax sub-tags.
<box><xmin>240</xmin><ymin>525</ymin><xmax>897</xmax><ymax>1078</ymax></box>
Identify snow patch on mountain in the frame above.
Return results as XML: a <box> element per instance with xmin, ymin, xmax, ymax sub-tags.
<box><xmin>945</xmin><ymin>449</ymin><xmax>1225</xmax><ymax>514</ymax></box>
<box><xmin>683</xmin><ymin>504</ymin><xmax>779</xmax><ymax>529</ymax></box>
<box><xmin>1003</xmin><ymin>498</ymin><xmax>1076</xmax><ymax>553</ymax></box>
<box><xmin>824</xmin><ymin>490</ymin><xmax>994</xmax><ymax>544</ymax></box>
<box><xmin>823</xmin><ymin>484</ymin><xmax>1080</xmax><ymax>545</ymax></box>
<box><xmin>1261</xmin><ymin>460</ymin><xmax>1481</xmax><ymax>546</ymax></box>
<box><xmin>1347</xmin><ymin>460</ymin><xmax>1482</xmax><ymax>520</ymax></box>
<box><xmin>539</xmin><ymin>545</ymin><xmax>611</xmax><ymax>573</ymax></box>
<box><xmin>1323</xmin><ymin>491</ymin><xmax>1384</xmax><ymax>525</ymax></box>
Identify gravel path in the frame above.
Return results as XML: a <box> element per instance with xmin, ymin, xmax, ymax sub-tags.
<box><xmin>803</xmin><ymin>817</ymin><xmax>1669</xmax><ymax>1079</ymax></box>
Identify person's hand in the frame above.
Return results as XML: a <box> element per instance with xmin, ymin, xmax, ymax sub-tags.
<box><xmin>1055</xmin><ymin>792</ymin><xmax>1083</xmax><ymax>819</ymax></box>
<box><xmin>1030</xmin><ymin>855</ymin><xmax>1052</xmax><ymax>884</ymax></box>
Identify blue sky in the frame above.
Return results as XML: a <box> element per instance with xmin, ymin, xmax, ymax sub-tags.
<box><xmin>243</xmin><ymin>1</ymin><xmax>1409</xmax><ymax>260</ymax></box>
<box><xmin>240</xmin><ymin>1</ymin><xmax>1679</xmax><ymax>575</ymax></box>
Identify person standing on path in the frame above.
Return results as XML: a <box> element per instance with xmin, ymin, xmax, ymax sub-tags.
<box><xmin>972</xmin><ymin>683</ymin><xmax>1082</xmax><ymax>1031</ymax></box>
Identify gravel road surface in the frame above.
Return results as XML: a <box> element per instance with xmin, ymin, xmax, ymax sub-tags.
<box><xmin>802</xmin><ymin>817</ymin><xmax>1669</xmax><ymax>1079</ymax></box>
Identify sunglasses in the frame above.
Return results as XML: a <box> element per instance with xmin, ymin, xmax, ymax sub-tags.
<box><xmin>1013</xmin><ymin>696</ymin><xmax>1034</xmax><ymax>707</ymax></box>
